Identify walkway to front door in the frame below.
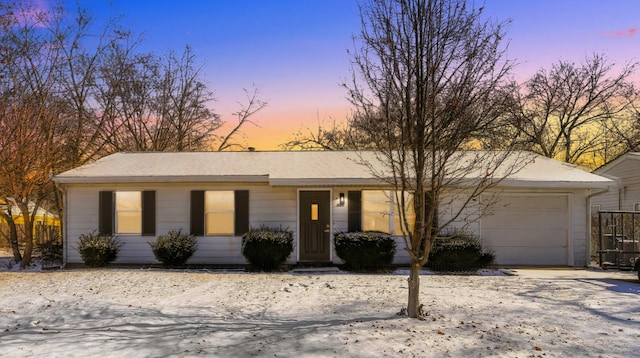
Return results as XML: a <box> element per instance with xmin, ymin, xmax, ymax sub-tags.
<box><xmin>299</xmin><ymin>191</ymin><xmax>331</xmax><ymax>262</ymax></box>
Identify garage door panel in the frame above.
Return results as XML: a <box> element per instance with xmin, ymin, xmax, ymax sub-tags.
<box><xmin>484</xmin><ymin>213</ymin><xmax>567</xmax><ymax>229</ymax></box>
<box><xmin>495</xmin><ymin>247</ymin><xmax>567</xmax><ymax>266</ymax></box>
<box><xmin>483</xmin><ymin>228</ymin><xmax>567</xmax><ymax>247</ymax></box>
<box><xmin>492</xmin><ymin>196</ymin><xmax>568</xmax><ymax>211</ymax></box>
<box><xmin>482</xmin><ymin>195</ymin><xmax>569</xmax><ymax>266</ymax></box>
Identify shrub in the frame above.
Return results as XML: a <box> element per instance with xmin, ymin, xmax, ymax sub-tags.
<box><xmin>427</xmin><ymin>229</ymin><xmax>495</xmax><ymax>272</ymax></box>
<box><xmin>37</xmin><ymin>236</ymin><xmax>63</xmax><ymax>268</ymax></box>
<box><xmin>334</xmin><ymin>231</ymin><xmax>396</xmax><ymax>271</ymax></box>
<box><xmin>241</xmin><ymin>226</ymin><xmax>294</xmax><ymax>271</ymax></box>
<box><xmin>77</xmin><ymin>231</ymin><xmax>121</xmax><ymax>267</ymax></box>
<box><xmin>149</xmin><ymin>229</ymin><xmax>198</xmax><ymax>267</ymax></box>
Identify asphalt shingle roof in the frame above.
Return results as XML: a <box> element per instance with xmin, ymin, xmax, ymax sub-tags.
<box><xmin>54</xmin><ymin>150</ymin><xmax>613</xmax><ymax>189</ymax></box>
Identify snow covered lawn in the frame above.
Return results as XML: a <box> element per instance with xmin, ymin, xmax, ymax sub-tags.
<box><xmin>0</xmin><ymin>268</ymin><xmax>638</xmax><ymax>357</ymax></box>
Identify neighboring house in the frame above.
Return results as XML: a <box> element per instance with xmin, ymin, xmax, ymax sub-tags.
<box><xmin>0</xmin><ymin>199</ymin><xmax>61</xmax><ymax>244</ymax></box>
<box><xmin>53</xmin><ymin>151</ymin><xmax>613</xmax><ymax>267</ymax></box>
<box><xmin>590</xmin><ymin>152</ymin><xmax>640</xmax><ymax>267</ymax></box>
<box><xmin>591</xmin><ymin>152</ymin><xmax>640</xmax><ymax>211</ymax></box>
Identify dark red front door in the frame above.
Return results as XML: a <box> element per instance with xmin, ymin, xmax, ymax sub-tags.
<box><xmin>299</xmin><ymin>191</ymin><xmax>331</xmax><ymax>262</ymax></box>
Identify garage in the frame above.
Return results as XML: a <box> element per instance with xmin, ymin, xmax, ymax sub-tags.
<box><xmin>481</xmin><ymin>194</ymin><xmax>569</xmax><ymax>266</ymax></box>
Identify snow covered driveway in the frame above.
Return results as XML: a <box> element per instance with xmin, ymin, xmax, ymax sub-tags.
<box><xmin>0</xmin><ymin>268</ymin><xmax>638</xmax><ymax>357</ymax></box>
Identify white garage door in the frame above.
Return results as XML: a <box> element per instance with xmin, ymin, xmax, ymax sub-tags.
<box><xmin>481</xmin><ymin>195</ymin><xmax>569</xmax><ymax>266</ymax></box>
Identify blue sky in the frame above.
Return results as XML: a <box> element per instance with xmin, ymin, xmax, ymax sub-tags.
<box><xmin>56</xmin><ymin>0</ymin><xmax>640</xmax><ymax>149</ymax></box>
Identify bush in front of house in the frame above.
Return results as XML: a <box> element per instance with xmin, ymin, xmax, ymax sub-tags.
<box><xmin>334</xmin><ymin>231</ymin><xmax>396</xmax><ymax>271</ymax></box>
<box><xmin>241</xmin><ymin>226</ymin><xmax>294</xmax><ymax>271</ymax></box>
<box><xmin>427</xmin><ymin>229</ymin><xmax>495</xmax><ymax>272</ymax></box>
<box><xmin>77</xmin><ymin>231</ymin><xmax>121</xmax><ymax>267</ymax></box>
<box><xmin>149</xmin><ymin>229</ymin><xmax>198</xmax><ymax>267</ymax></box>
<box><xmin>37</xmin><ymin>235</ymin><xmax>63</xmax><ymax>268</ymax></box>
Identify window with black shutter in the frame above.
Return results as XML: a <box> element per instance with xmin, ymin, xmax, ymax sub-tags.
<box><xmin>190</xmin><ymin>190</ymin><xmax>249</xmax><ymax>236</ymax></box>
<box><xmin>98</xmin><ymin>190</ymin><xmax>155</xmax><ymax>236</ymax></box>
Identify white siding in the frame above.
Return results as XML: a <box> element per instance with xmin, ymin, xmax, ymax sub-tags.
<box><xmin>590</xmin><ymin>189</ymin><xmax>619</xmax><ymax>211</ymax></box>
<box><xmin>63</xmin><ymin>184</ymin><xmax>592</xmax><ymax>267</ymax></box>
<box><xmin>63</xmin><ymin>183</ymin><xmax>297</xmax><ymax>265</ymax></box>
<box><xmin>64</xmin><ymin>186</ymin><xmax>100</xmax><ymax>263</ymax></box>
<box><xmin>592</xmin><ymin>156</ymin><xmax>640</xmax><ymax>211</ymax></box>
<box><xmin>572</xmin><ymin>189</ymin><xmax>590</xmax><ymax>266</ymax></box>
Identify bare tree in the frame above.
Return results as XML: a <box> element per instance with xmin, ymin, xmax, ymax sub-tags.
<box><xmin>97</xmin><ymin>44</ymin><xmax>266</xmax><ymax>153</ymax></box>
<box><xmin>0</xmin><ymin>206</ymin><xmax>21</xmax><ymax>262</ymax></box>
<box><xmin>505</xmin><ymin>54</ymin><xmax>638</xmax><ymax>169</ymax></box>
<box><xmin>347</xmin><ymin>0</ymin><xmax>524</xmax><ymax>318</ymax></box>
<box><xmin>215</xmin><ymin>87</ymin><xmax>267</xmax><ymax>151</ymax></box>
<box><xmin>0</xmin><ymin>1</ymin><xmax>70</xmax><ymax>267</ymax></box>
<box><xmin>53</xmin><ymin>8</ymin><xmax>129</xmax><ymax>169</ymax></box>
<box><xmin>605</xmin><ymin>102</ymin><xmax>640</xmax><ymax>165</ymax></box>
<box><xmin>281</xmin><ymin>119</ymin><xmax>362</xmax><ymax>150</ymax></box>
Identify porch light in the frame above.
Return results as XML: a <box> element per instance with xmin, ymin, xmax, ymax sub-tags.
<box><xmin>338</xmin><ymin>192</ymin><xmax>345</xmax><ymax>207</ymax></box>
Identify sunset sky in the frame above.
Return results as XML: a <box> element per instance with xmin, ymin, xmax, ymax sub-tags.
<box><xmin>57</xmin><ymin>0</ymin><xmax>640</xmax><ymax>150</ymax></box>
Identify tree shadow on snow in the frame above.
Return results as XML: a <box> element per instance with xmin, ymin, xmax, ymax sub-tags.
<box><xmin>513</xmin><ymin>277</ymin><xmax>639</xmax><ymax>326</ymax></box>
<box><xmin>0</xmin><ymin>298</ymin><xmax>405</xmax><ymax>357</ymax></box>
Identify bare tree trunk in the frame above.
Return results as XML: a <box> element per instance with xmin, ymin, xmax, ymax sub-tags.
<box><xmin>407</xmin><ymin>262</ymin><xmax>421</xmax><ymax>318</ymax></box>
<box><xmin>0</xmin><ymin>212</ymin><xmax>22</xmax><ymax>262</ymax></box>
<box><xmin>7</xmin><ymin>217</ymin><xmax>21</xmax><ymax>263</ymax></box>
<box><xmin>18</xmin><ymin>203</ymin><xmax>34</xmax><ymax>268</ymax></box>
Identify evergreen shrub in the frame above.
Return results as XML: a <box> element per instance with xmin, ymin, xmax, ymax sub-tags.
<box><xmin>334</xmin><ymin>231</ymin><xmax>396</xmax><ymax>271</ymax></box>
<box><xmin>241</xmin><ymin>226</ymin><xmax>294</xmax><ymax>271</ymax></box>
<box><xmin>427</xmin><ymin>229</ymin><xmax>495</xmax><ymax>272</ymax></box>
<box><xmin>77</xmin><ymin>231</ymin><xmax>121</xmax><ymax>267</ymax></box>
<box><xmin>149</xmin><ymin>229</ymin><xmax>198</xmax><ymax>267</ymax></box>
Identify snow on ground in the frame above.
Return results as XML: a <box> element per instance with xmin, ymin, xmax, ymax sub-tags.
<box><xmin>0</xmin><ymin>266</ymin><xmax>638</xmax><ymax>357</ymax></box>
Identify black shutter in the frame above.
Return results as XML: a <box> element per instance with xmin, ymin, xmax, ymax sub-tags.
<box><xmin>142</xmin><ymin>191</ymin><xmax>156</xmax><ymax>236</ymax></box>
<box><xmin>190</xmin><ymin>191</ymin><xmax>205</xmax><ymax>236</ymax></box>
<box><xmin>98</xmin><ymin>191</ymin><xmax>113</xmax><ymax>235</ymax></box>
<box><xmin>348</xmin><ymin>191</ymin><xmax>362</xmax><ymax>232</ymax></box>
<box><xmin>234</xmin><ymin>190</ymin><xmax>250</xmax><ymax>236</ymax></box>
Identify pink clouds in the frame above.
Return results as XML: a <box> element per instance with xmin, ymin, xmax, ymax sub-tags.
<box><xmin>602</xmin><ymin>28</ymin><xmax>638</xmax><ymax>37</ymax></box>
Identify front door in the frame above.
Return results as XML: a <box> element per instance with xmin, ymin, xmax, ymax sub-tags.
<box><xmin>299</xmin><ymin>191</ymin><xmax>331</xmax><ymax>262</ymax></box>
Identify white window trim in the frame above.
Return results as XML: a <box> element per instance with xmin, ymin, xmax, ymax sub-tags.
<box><xmin>204</xmin><ymin>190</ymin><xmax>235</xmax><ymax>236</ymax></box>
<box><xmin>114</xmin><ymin>191</ymin><xmax>142</xmax><ymax>235</ymax></box>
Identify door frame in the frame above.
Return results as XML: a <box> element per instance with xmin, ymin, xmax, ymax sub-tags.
<box><xmin>297</xmin><ymin>189</ymin><xmax>333</xmax><ymax>263</ymax></box>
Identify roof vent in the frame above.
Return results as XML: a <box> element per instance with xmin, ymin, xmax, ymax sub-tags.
<box><xmin>248</xmin><ymin>147</ymin><xmax>255</xmax><ymax>152</ymax></box>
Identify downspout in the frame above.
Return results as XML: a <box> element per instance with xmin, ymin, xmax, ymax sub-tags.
<box><xmin>585</xmin><ymin>187</ymin><xmax>612</xmax><ymax>267</ymax></box>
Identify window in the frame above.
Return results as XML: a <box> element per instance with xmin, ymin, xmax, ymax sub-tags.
<box><xmin>362</xmin><ymin>191</ymin><xmax>392</xmax><ymax>233</ymax></box>
<box><xmin>205</xmin><ymin>191</ymin><xmax>235</xmax><ymax>236</ymax></box>
<box><xmin>115</xmin><ymin>191</ymin><xmax>142</xmax><ymax>234</ymax></box>
<box><xmin>360</xmin><ymin>190</ymin><xmax>416</xmax><ymax>234</ymax></box>
<box><xmin>99</xmin><ymin>191</ymin><xmax>155</xmax><ymax>236</ymax></box>
<box><xmin>190</xmin><ymin>190</ymin><xmax>249</xmax><ymax>236</ymax></box>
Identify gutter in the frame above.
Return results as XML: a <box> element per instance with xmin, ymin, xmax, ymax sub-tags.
<box><xmin>53</xmin><ymin>174</ymin><xmax>270</xmax><ymax>184</ymax></box>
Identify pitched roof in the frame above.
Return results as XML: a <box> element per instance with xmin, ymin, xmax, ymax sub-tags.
<box><xmin>54</xmin><ymin>150</ymin><xmax>613</xmax><ymax>189</ymax></box>
<box><xmin>594</xmin><ymin>152</ymin><xmax>640</xmax><ymax>175</ymax></box>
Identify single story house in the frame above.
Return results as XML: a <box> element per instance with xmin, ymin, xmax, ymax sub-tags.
<box><xmin>0</xmin><ymin>199</ymin><xmax>61</xmax><ymax>244</ymax></box>
<box><xmin>54</xmin><ymin>151</ymin><xmax>613</xmax><ymax>267</ymax></box>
